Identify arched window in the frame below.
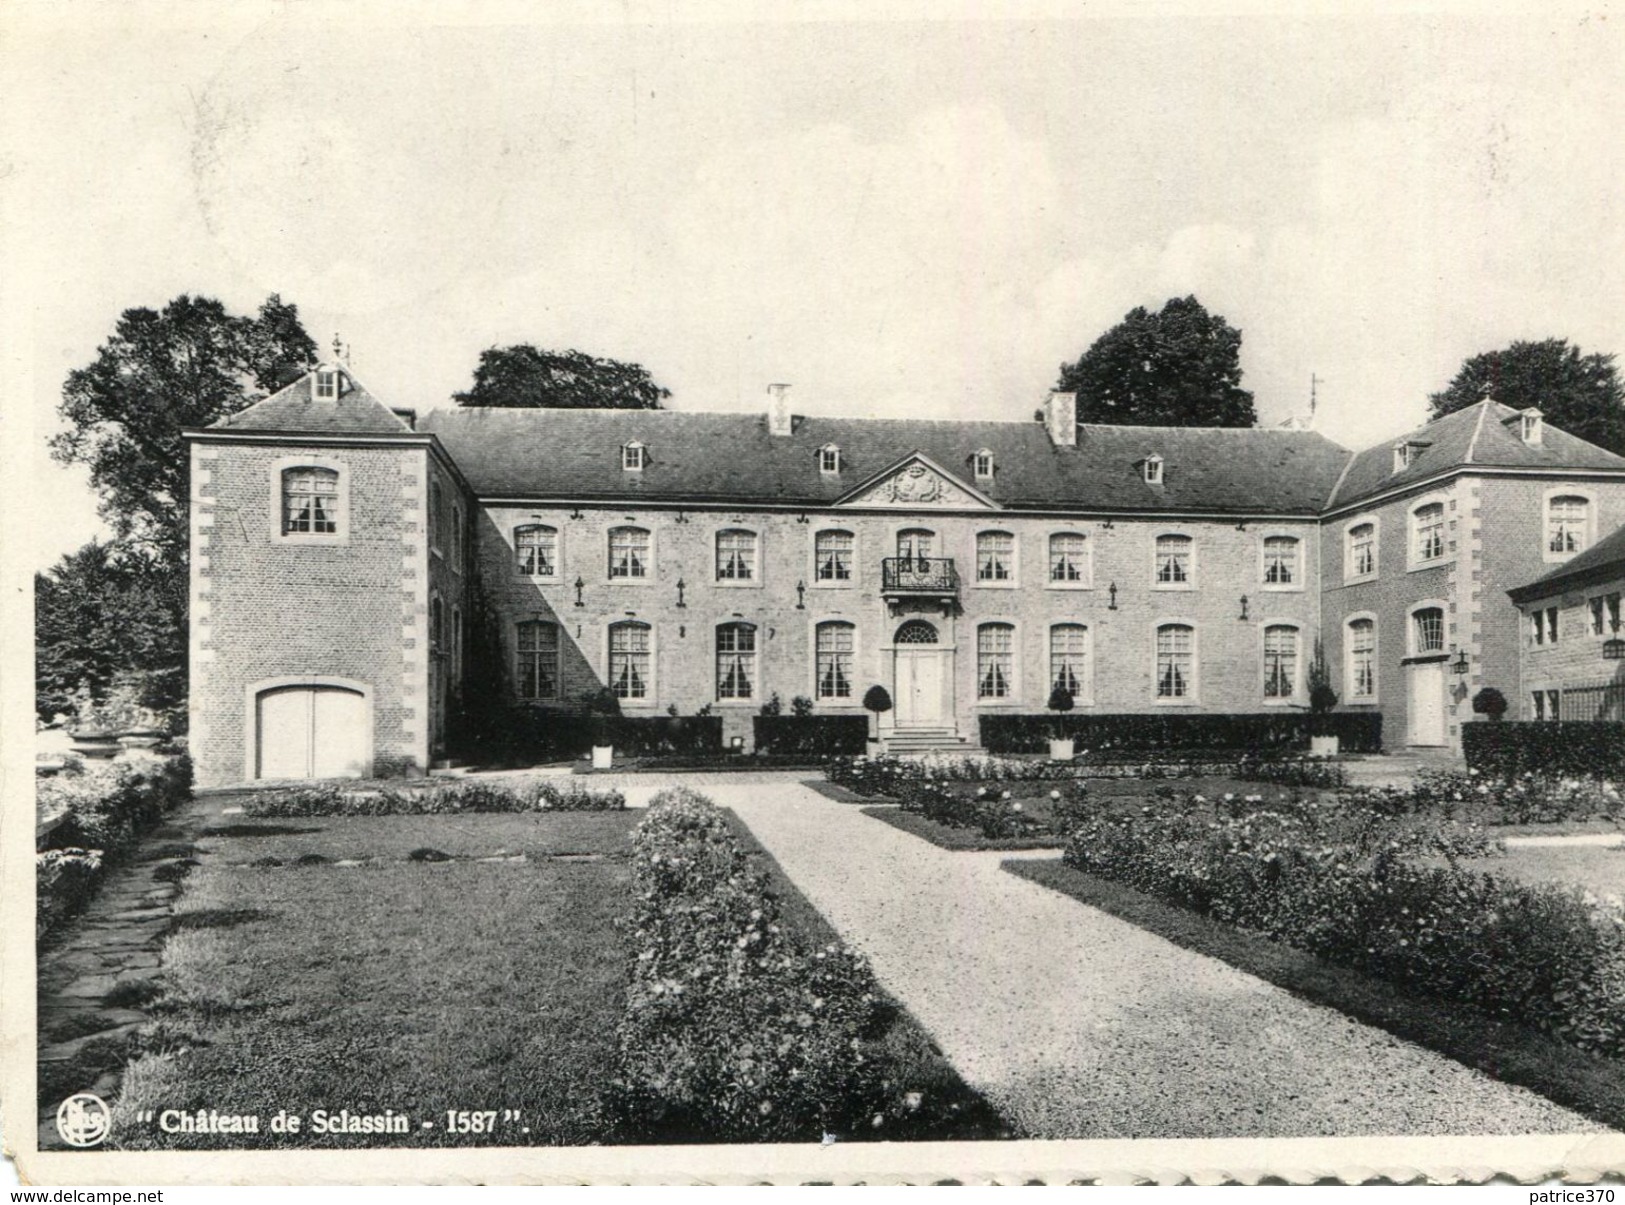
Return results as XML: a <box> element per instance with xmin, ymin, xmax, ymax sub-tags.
<box><xmin>716</xmin><ymin>622</ymin><xmax>757</xmax><ymax>700</ymax></box>
<box><xmin>814</xmin><ymin>529</ymin><xmax>854</xmax><ymax>583</ymax></box>
<box><xmin>516</xmin><ymin>620</ymin><xmax>559</xmax><ymax>701</ymax></box>
<box><xmin>429</xmin><ymin>481</ymin><xmax>444</xmax><ymax>553</ymax></box>
<box><xmin>1262</xmin><ymin>536</ymin><xmax>1300</xmax><ymax>586</ymax></box>
<box><xmin>1050</xmin><ymin>624</ymin><xmax>1089</xmax><ymax>700</ymax></box>
<box><xmin>608</xmin><ymin>527</ymin><xmax>651</xmax><ymax>580</ymax></box>
<box><xmin>1346</xmin><ymin>521</ymin><xmax>1377</xmax><ymax>580</ymax></box>
<box><xmin>1049</xmin><ymin>533</ymin><xmax>1089</xmax><ymax>585</ymax></box>
<box><xmin>977</xmin><ymin>623</ymin><xmax>1014</xmax><ymax>700</ymax></box>
<box><xmin>1411</xmin><ymin>502</ymin><xmax>1446</xmax><ymax>564</ymax></box>
<box><xmin>1156</xmin><ymin>623</ymin><xmax>1195</xmax><ymax>699</ymax></box>
<box><xmin>716</xmin><ymin>529</ymin><xmax>759</xmax><ymax>582</ymax></box>
<box><xmin>1548</xmin><ymin>495</ymin><xmax>1591</xmax><ymax>556</ymax></box>
<box><xmin>894</xmin><ymin>620</ymin><xmax>939</xmax><ymax>644</ymax></box>
<box><xmin>281</xmin><ymin>467</ymin><xmax>341</xmax><ymax>535</ymax></box>
<box><xmin>1347</xmin><ymin>617</ymin><xmax>1376</xmax><ymax>700</ymax></box>
<box><xmin>609</xmin><ymin>622</ymin><xmax>651</xmax><ymax>699</ymax></box>
<box><xmin>896</xmin><ymin>528</ymin><xmax>935</xmax><ymax>561</ymax></box>
<box><xmin>1412</xmin><ymin>606</ymin><xmax>1445</xmax><ymax>655</ymax></box>
<box><xmin>975</xmin><ymin>531</ymin><xmax>1015</xmax><ymax>583</ymax></box>
<box><xmin>1155</xmin><ymin>534</ymin><xmax>1192</xmax><ymax>585</ymax></box>
<box><xmin>815</xmin><ymin>622</ymin><xmax>855</xmax><ymax>700</ymax></box>
<box><xmin>1263</xmin><ymin>624</ymin><xmax>1299</xmax><ymax>700</ymax></box>
<box><xmin>516</xmin><ymin>525</ymin><xmax>558</xmax><ymax>577</ymax></box>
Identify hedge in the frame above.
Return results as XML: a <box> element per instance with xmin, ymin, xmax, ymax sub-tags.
<box><xmin>752</xmin><ymin>715</ymin><xmax>869</xmax><ymax>759</ymax></box>
<box><xmin>1065</xmin><ymin>796</ymin><xmax>1625</xmax><ymax>1059</ymax></box>
<box><xmin>979</xmin><ymin>711</ymin><xmax>1383</xmax><ymax>756</ymax></box>
<box><xmin>242</xmin><ymin>778</ymin><xmax>626</xmax><ymax>818</ymax></box>
<box><xmin>613</xmin><ymin>787</ymin><xmax>889</xmax><ymax>1140</ymax></box>
<box><xmin>1462</xmin><ymin>721</ymin><xmax>1625</xmax><ymax>779</ymax></box>
<box><xmin>455</xmin><ymin>710</ymin><xmax>725</xmax><ymax>766</ymax></box>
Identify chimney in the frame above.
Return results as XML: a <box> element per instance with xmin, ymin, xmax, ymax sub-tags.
<box><xmin>767</xmin><ymin>383</ymin><xmax>793</xmax><ymax>436</ymax></box>
<box><xmin>1045</xmin><ymin>391</ymin><xmax>1077</xmax><ymax>446</ymax></box>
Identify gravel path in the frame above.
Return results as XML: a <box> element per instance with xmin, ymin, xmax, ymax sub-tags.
<box><xmin>714</xmin><ymin>782</ymin><xmax>1606</xmax><ymax>1140</ymax></box>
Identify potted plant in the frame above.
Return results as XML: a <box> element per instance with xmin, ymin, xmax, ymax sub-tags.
<box><xmin>862</xmin><ymin>684</ymin><xmax>892</xmax><ymax>748</ymax></box>
<box><xmin>1307</xmin><ymin>639</ymin><xmax>1339</xmax><ymax>757</ymax></box>
<box><xmin>67</xmin><ymin>680</ymin><xmax>149</xmax><ymax>759</ymax></box>
<box><xmin>1472</xmin><ymin>686</ymin><xmax>1509</xmax><ymax>722</ymax></box>
<box><xmin>586</xmin><ymin>687</ymin><xmax>620</xmax><ymax>770</ymax></box>
<box><xmin>1046</xmin><ymin>685</ymin><xmax>1076</xmax><ymax>760</ymax></box>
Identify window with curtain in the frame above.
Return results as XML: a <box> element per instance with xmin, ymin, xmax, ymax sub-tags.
<box><xmin>282</xmin><ymin>467</ymin><xmax>341</xmax><ymax>535</ymax></box>
<box><xmin>716</xmin><ymin>530</ymin><xmax>758</xmax><ymax>581</ymax></box>
<box><xmin>1548</xmin><ymin>495</ymin><xmax>1590</xmax><ymax>555</ymax></box>
<box><xmin>1050</xmin><ymin>624</ymin><xmax>1088</xmax><ymax>698</ymax></box>
<box><xmin>1348</xmin><ymin>523</ymin><xmax>1376</xmax><ymax>578</ymax></box>
<box><xmin>815</xmin><ymin>622</ymin><xmax>854</xmax><ymax>700</ymax></box>
<box><xmin>977</xmin><ymin>623</ymin><xmax>1014</xmax><ymax>699</ymax></box>
<box><xmin>1155</xmin><ymin>535</ymin><xmax>1192</xmax><ymax>584</ymax></box>
<box><xmin>716</xmin><ymin>623</ymin><xmax>757</xmax><ymax>700</ymax></box>
<box><xmin>976</xmin><ymin>532</ymin><xmax>1014</xmax><ymax>582</ymax></box>
<box><xmin>608</xmin><ymin>527</ymin><xmax>651</xmax><ymax>579</ymax></box>
<box><xmin>1262</xmin><ymin>536</ymin><xmax>1299</xmax><ymax>585</ymax></box>
<box><xmin>1263</xmin><ymin>625</ymin><xmax>1298</xmax><ymax>699</ymax></box>
<box><xmin>815</xmin><ymin>530</ymin><xmax>853</xmax><ymax>582</ymax></box>
<box><xmin>1049</xmin><ymin>533</ymin><xmax>1088</xmax><ymax>584</ymax></box>
<box><xmin>1156</xmin><ymin>624</ymin><xmax>1194</xmax><ymax>698</ymax></box>
<box><xmin>516</xmin><ymin>621</ymin><xmax>559</xmax><ymax>701</ymax></box>
<box><xmin>1348</xmin><ymin>619</ymin><xmax>1376</xmax><ymax>699</ymax></box>
<box><xmin>609</xmin><ymin>622</ymin><xmax>650</xmax><ymax>698</ymax></box>
<box><xmin>1413</xmin><ymin>503</ymin><xmax>1445</xmax><ymax>562</ymax></box>
<box><xmin>515</xmin><ymin>525</ymin><xmax>558</xmax><ymax>577</ymax></box>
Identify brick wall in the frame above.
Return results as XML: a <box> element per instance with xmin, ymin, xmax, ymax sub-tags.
<box><xmin>474</xmin><ymin>504</ymin><xmax>1321</xmax><ymax>747</ymax></box>
<box><xmin>189</xmin><ymin>438</ymin><xmax>430</xmax><ymax>787</ymax></box>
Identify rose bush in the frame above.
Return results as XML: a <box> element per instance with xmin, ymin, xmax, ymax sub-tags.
<box><xmin>244</xmin><ymin>778</ymin><xmax>626</xmax><ymax>817</ymax></box>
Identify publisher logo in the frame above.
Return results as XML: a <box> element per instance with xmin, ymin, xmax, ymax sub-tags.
<box><xmin>56</xmin><ymin>1093</ymin><xmax>112</xmax><ymax>1148</ymax></box>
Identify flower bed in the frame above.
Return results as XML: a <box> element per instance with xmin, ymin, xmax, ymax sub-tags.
<box><xmin>1330</xmin><ymin>770</ymin><xmax>1625</xmax><ymax>827</ymax></box>
<box><xmin>242</xmin><ymin>778</ymin><xmax>626</xmax><ymax>818</ymax></box>
<box><xmin>1236</xmin><ymin>754</ymin><xmax>1348</xmax><ymax>790</ymax></box>
<box><xmin>1065</xmin><ymin>791</ymin><xmax>1625</xmax><ymax>1059</ymax></box>
<box><xmin>613</xmin><ymin>787</ymin><xmax>892</xmax><ymax>1141</ymax></box>
<box><xmin>36</xmin><ymin>756</ymin><xmax>193</xmax><ymax>941</ymax></box>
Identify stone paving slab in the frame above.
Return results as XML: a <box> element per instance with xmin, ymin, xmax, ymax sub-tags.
<box><xmin>715</xmin><ymin>781</ymin><xmax>1605</xmax><ymax>1140</ymax></box>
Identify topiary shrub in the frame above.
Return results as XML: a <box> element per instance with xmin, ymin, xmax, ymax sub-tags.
<box><xmin>1472</xmin><ymin>687</ymin><xmax>1509</xmax><ymax>722</ymax></box>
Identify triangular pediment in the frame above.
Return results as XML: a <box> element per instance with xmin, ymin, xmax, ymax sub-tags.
<box><xmin>835</xmin><ymin>452</ymin><xmax>999</xmax><ymax>510</ymax></box>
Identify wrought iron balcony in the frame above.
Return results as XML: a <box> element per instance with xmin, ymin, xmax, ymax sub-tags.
<box><xmin>881</xmin><ymin>556</ymin><xmax>960</xmax><ymax>597</ymax></box>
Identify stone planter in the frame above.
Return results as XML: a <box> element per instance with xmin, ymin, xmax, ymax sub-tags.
<box><xmin>67</xmin><ymin>733</ymin><xmax>121</xmax><ymax>759</ymax></box>
<box><xmin>591</xmin><ymin>745</ymin><xmax>614</xmax><ymax>770</ymax></box>
<box><xmin>1309</xmin><ymin>734</ymin><xmax>1340</xmax><ymax>758</ymax></box>
<box><xmin>1048</xmin><ymin>738</ymin><xmax>1076</xmax><ymax>761</ymax></box>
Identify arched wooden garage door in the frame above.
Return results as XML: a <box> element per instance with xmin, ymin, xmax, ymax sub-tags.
<box><xmin>255</xmin><ymin>685</ymin><xmax>370</xmax><ymax>780</ymax></box>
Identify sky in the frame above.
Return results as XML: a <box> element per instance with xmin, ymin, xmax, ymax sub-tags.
<box><xmin>6</xmin><ymin>3</ymin><xmax>1623</xmax><ymax>573</ymax></box>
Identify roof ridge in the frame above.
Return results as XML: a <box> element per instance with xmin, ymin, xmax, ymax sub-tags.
<box><xmin>1463</xmin><ymin>398</ymin><xmax>1492</xmax><ymax>465</ymax></box>
<box><xmin>1323</xmin><ymin>448</ymin><xmax>1359</xmax><ymax>510</ymax></box>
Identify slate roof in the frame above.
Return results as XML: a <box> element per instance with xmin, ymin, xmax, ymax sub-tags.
<box><xmin>1325</xmin><ymin>400</ymin><xmax>1625</xmax><ymax>511</ymax></box>
<box><xmin>209</xmin><ymin>369</ymin><xmax>414</xmax><ymax>436</ymax></box>
<box><xmin>416</xmin><ymin>408</ymin><xmax>1355</xmax><ymax>514</ymax></box>
<box><xmin>1508</xmin><ymin>521</ymin><xmax>1625</xmax><ymax>603</ymax></box>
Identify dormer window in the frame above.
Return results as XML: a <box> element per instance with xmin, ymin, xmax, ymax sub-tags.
<box><xmin>622</xmin><ymin>441</ymin><xmax>646</xmax><ymax>471</ymax></box>
<box><xmin>1520</xmin><ymin>409</ymin><xmax>1544</xmax><ymax>446</ymax></box>
<box><xmin>314</xmin><ymin>367</ymin><xmax>339</xmax><ymax>402</ymax></box>
<box><xmin>972</xmin><ymin>450</ymin><xmax>995</xmax><ymax>481</ymax></box>
<box><xmin>1393</xmin><ymin>443</ymin><xmax>1411</xmax><ymax>472</ymax></box>
<box><xmin>819</xmin><ymin>445</ymin><xmax>841</xmax><ymax>474</ymax></box>
<box><xmin>1143</xmin><ymin>454</ymin><xmax>1164</xmax><ymax>485</ymax></box>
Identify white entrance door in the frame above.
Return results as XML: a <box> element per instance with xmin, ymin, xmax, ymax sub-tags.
<box><xmin>895</xmin><ymin>651</ymin><xmax>949</xmax><ymax>727</ymax></box>
<box><xmin>1406</xmin><ymin>662</ymin><xmax>1447</xmax><ymax>746</ymax></box>
<box><xmin>256</xmin><ymin>686</ymin><xmax>370</xmax><ymax>779</ymax></box>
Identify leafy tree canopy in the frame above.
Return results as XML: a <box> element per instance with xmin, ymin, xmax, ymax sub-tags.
<box><xmin>453</xmin><ymin>345</ymin><xmax>670</xmax><ymax>409</ymax></box>
<box><xmin>1428</xmin><ymin>338</ymin><xmax>1625</xmax><ymax>457</ymax></box>
<box><xmin>35</xmin><ymin>542</ymin><xmax>182</xmax><ymax>721</ymax></box>
<box><xmin>1056</xmin><ymin>295</ymin><xmax>1257</xmax><ymax>428</ymax></box>
<box><xmin>50</xmin><ymin>294</ymin><xmax>318</xmax><ymax>561</ymax></box>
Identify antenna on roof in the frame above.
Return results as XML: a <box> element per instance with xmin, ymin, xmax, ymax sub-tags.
<box><xmin>331</xmin><ymin>332</ymin><xmax>352</xmax><ymax>365</ymax></box>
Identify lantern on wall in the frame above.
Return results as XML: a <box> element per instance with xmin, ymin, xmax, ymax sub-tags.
<box><xmin>1451</xmin><ymin>648</ymin><xmax>1470</xmax><ymax>675</ymax></box>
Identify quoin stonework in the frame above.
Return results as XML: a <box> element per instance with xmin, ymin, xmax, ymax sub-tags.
<box><xmin>183</xmin><ymin>367</ymin><xmax>1625</xmax><ymax>787</ymax></box>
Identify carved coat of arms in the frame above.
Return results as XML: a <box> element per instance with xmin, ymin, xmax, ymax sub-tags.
<box><xmin>885</xmin><ymin>464</ymin><xmax>943</xmax><ymax>504</ymax></box>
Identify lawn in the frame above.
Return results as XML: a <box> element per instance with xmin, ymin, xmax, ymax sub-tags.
<box><xmin>114</xmin><ymin>810</ymin><xmax>637</xmax><ymax>1149</ymax></box>
<box><xmin>1475</xmin><ymin>842</ymin><xmax>1625</xmax><ymax>899</ymax></box>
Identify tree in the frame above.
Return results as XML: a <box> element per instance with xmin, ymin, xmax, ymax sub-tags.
<box><xmin>51</xmin><ymin>294</ymin><xmax>319</xmax><ymax>562</ymax></box>
<box><xmin>1428</xmin><ymin>338</ymin><xmax>1625</xmax><ymax>456</ymax></box>
<box><xmin>453</xmin><ymin>345</ymin><xmax>670</xmax><ymax>409</ymax></box>
<box><xmin>35</xmin><ymin>542</ymin><xmax>182</xmax><ymax>722</ymax></box>
<box><xmin>1055</xmin><ymin>295</ymin><xmax>1257</xmax><ymax>428</ymax></box>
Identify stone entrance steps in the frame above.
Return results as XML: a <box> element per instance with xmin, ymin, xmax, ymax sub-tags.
<box><xmin>881</xmin><ymin>728</ymin><xmax>981</xmax><ymax>755</ymax></box>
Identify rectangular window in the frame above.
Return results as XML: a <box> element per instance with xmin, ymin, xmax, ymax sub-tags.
<box><xmin>1548</xmin><ymin>496</ymin><xmax>1589</xmax><ymax>554</ymax></box>
<box><xmin>1050</xmin><ymin>625</ymin><xmax>1088</xmax><ymax>698</ymax></box>
<box><xmin>977</xmin><ymin>624</ymin><xmax>1014</xmax><ymax>699</ymax></box>
<box><xmin>1049</xmin><ymin>534</ymin><xmax>1087</xmax><ymax>584</ymax></box>
<box><xmin>1546</xmin><ymin>607</ymin><xmax>1559</xmax><ymax>645</ymax></box>
<box><xmin>716</xmin><ymin>624</ymin><xmax>756</xmax><ymax>700</ymax></box>
<box><xmin>1155</xmin><ymin>535</ymin><xmax>1191</xmax><ymax>585</ymax></box>
<box><xmin>1348</xmin><ymin>523</ymin><xmax>1376</xmax><ymax>579</ymax></box>
<box><xmin>283</xmin><ymin>468</ymin><xmax>340</xmax><ymax>535</ymax></box>
<box><xmin>815</xmin><ymin>530</ymin><xmax>853</xmax><ymax>582</ymax></box>
<box><xmin>716</xmin><ymin>530</ymin><xmax>757</xmax><ymax>582</ymax></box>
<box><xmin>815</xmin><ymin>623</ymin><xmax>854</xmax><ymax>700</ymax></box>
<box><xmin>622</xmin><ymin>444</ymin><xmax>646</xmax><ymax>471</ymax></box>
<box><xmin>1349</xmin><ymin>620</ymin><xmax>1376</xmax><ymax>699</ymax></box>
<box><xmin>1414</xmin><ymin>608</ymin><xmax>1445</xmax><ymax>653</ymax></box>
<box><xmin>1263</xmin><ymin>537</ymin><xmax>1298</xmax><ymax>586</ymax></box>
<box><xmin>1592</xmin><ymin>596</ymin><xmax>1607</xmax><ymax>636</ymax></box>
<box><xmin>1548</xmin><ymin>689</ymin><xmax>1561</xmax><ymax>720</ymax></box>
<box><xmin>1612</xmin><ymin>594</ymin><xmax>1623</xmax><ymax>633</ymax></box>
<box><xmin>1263</xmin><ymin>626</ymin><xmax>1298</xmax><ymax>699</ymax></box>
<box><xmin>610</xmin><ymin>624</ymin><xmax>650</xmax><ymax>699</ymax></box>
<box><xmin>516</xmin><ymin>526</ymin><xmax>558</xmax><ymax>577</ymax></box>
<box><xmin>1532</xmin><ymin>691</ymin><xmax>1546</xmax><ymax>721</ymax></box>
<box><xmin>609</xmin><ymin>528</ymin><xmax>650</xmax><ymax>579</ymax></box>
<box><xmin>314</xmin><ymin>369</ymin><xmax>338</xmax><ymax>401</ymax></box>
<box><xmin>1414</xmin><ymin>504</ymin><xmax>1445</xmax><ymax>562</ymax></box>
<box><xmin>516</xmin><ymin>622</ymin><xmax>559</xmax><ymax>701</ymax></box>
<box><xmin>976</xmin><ymin>532</ymin><xmax>1014</xmax><ymax>583</ymax></box>
<box><xmin>1156</xmin><ymin>625</ymin><xmax>1194</xmax><ymax>699</ymax></box>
